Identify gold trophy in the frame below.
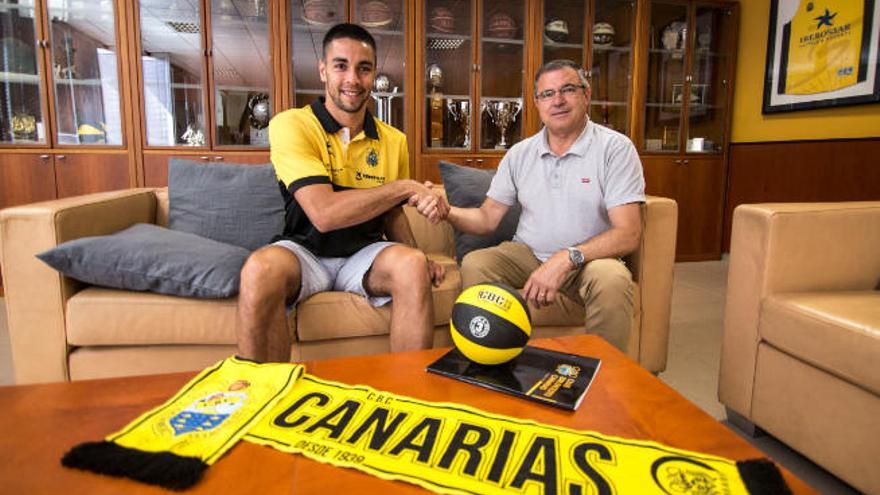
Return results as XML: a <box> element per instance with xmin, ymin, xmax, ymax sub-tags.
<box><xmin>482</xmin><ymin>99</ymin><xmax>522</xmax><ymax>149</ymax></box>
<box><xmin>427</xmin><ymin>64</ymin><xmax>445</xmax><ymax>147</ymax></box>
<box><xmin>446</xmin><ymin>99</ymin><xmax>470</xmax><ymax>148</ymax></box>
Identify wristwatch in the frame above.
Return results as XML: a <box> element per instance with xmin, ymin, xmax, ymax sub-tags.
<box><xmin>567</xmin><ymin>247</ymin><xmax>585</xmax><ymax>269</ymax></box>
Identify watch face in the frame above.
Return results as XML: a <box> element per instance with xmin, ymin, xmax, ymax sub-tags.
<box><xmin>569</xmin><ymin>248</ymin><xmax>585</xmax><ymax>267</ymax></box>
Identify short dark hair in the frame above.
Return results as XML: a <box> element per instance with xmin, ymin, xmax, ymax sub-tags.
<box><xmin>322</xmin><ymin>23</ymin><xmax>377</xmax><ymax>60</ymax></box>
<box><xmin>533</xmin><ymin>59</ymin><xmax>589</xmax><ymax>94</ymax></box>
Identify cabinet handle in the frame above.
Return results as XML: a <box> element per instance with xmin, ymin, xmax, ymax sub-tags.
<box><xmin>674</xmin><ymin>159</ymin><xmax>682</xmax><ymax>164</ymax></box>
<box><xmin>682</xmin><ymin>159</ymin><xmax>690</xmax><ymax>164</ymax></box>
<box><xmin>476</xmin><ymin>159</ymin><xmax>483</xmax><ymax>165</ymax></box>
<box><xmin>465</xmin><ymin>159</ymin><xmax>473</xmax><ymax>164</ymax></box>
<box><xmin>39</xmin><ymin>154</ymin><xmax>50</xmax><ymax>160</ymax></box>
<box><xmin>38</xmin><ymin>39</ymin><xmax>48</xmax><ymax>48</ymax></box>
<box><xmin>56</xmin><ymin>155</ymin><xmax>66</xmax><ymax>161</ymax></box>
<box><xmin>685</xmin><ymin>75</ymin><xmax>693</xmax><ymax>83</ymax></box>
<box><xmin>214</xmin><ymin>156</ymin><xmax>224</xmax><ymax>161</ymax></box>
<box><xmin>199</xmin><ymin>156</ymin><xmax>209</xmax><ymax>161</ymax></box>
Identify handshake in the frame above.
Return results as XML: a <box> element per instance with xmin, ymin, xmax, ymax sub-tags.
<box><xmin>407</xmin><ymin>181</ymin><xmax>450</xmax><ymax>225</ymax></box>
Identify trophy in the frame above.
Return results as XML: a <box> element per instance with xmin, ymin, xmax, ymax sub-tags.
<box><xmin>482</xmin><ymin>99</ymin><xmax>521</xmax><ymax>149</ymax></box>
<box><xmin>427</xmin><ymin>64</ymin><xmax>444</xmax><ymax>147</ymax></box>
<box><xmin>446</xmin><ymin>99</ymin><xmax>470</xmax><ymax>148</ymax></box>
<box><xmin>247</xmin><ymin>93</ymin><xmax>270</xmax><ymax>145</ymax></box>
<box><xmin>371</xmin><ymin>74</ymin><xmax>400</xmax><ymax>126</ymax></box>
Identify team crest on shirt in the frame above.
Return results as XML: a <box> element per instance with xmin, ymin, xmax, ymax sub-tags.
<box><xmin>366</xmin><ymin>148</ymin><xmax>379</xmax><ymax>167</ymax></box>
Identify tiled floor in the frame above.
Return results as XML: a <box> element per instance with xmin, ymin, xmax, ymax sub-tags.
<box><xmin>0</xmin><ymin>262</ymin><xmax>862</xmax><ymax>493</ymax></box>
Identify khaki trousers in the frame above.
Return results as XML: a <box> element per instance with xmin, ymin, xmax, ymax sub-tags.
<box><xmin>460</xmin><ymin>241</ymin><xmax>634</xmax><ymax>352</ymax></box>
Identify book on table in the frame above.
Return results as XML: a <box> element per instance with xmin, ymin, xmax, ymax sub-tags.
<box><xmin>426</xmin><ymin>345</ymin><xmax>601</xmax><ymax>411</ymax></box>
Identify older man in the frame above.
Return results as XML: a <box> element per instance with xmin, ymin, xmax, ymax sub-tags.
<box><xmin>414</xmin><ymin>59</ymin><xmax>645</xmax><ymax>352</ymax></box>
<box><xmin>235</xmin><ymin>24</ymin><xmax>443</xmax><ymax>363</ymax></box>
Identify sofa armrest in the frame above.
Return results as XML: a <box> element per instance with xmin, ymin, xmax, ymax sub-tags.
<box><xmin>627</xmin><ymin>196</ymin><xmax>677</xmax><ymax>372</ymax></box>
<box><xmin>0</xmin><ymin>188</ymin><xmax>160</xmax><ymax>384</ymax></box>
<box><xmin>719</xmin><ymin>202</ymin><xmax>880</xmax><ymax>416</ymax></box>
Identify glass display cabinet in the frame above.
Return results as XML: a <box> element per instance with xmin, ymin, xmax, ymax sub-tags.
<box><xmin>541</xmin><ymin>0</ymin><xmax>636</xmax><ymax>136</ymax></box>
<box><xmin>589</xmin><ymin>0</ymin><xmax>636</xmax><ymax>133</ymax></box>
<box><xmin>1</xmin><ymin>0</ymin><xmax>131</xmax><ymax>210</ymax></box>
<box><xmin>421</xmin><ymin>0</ymin><xmax>527</xmax><ymax>153</ymax></box>
<box><xmin>290</xmin><ymin>0</ymin><xmax>408</xmax><ymax>134</ymax></box>
<box><xmin>640</xmin><ymin>0</ymin><xmax>738</xmax><ymax>260</ymax></box>
<box><xmin>136</xmin><ymin>0</ymin><xmax>273</xmax><ymax>186</ymax></box>
<box><xmin>642</xmin><ymin>0</ymin><xmax>735</xmax><ymax>154</ymax></box>
<box><xmin>1</xmin><ymin>0</ymin><xmax>124</xmax><ymax>146</ymax></box>
<box><xmin>0</xmin><ymin>0</ymin><xmax>47</xmax><ymax>146</ymax></box>
<box><xmin>137</xmin><ymin>0</ymin><xmax>272</xmax><ymax>148</ymax></box>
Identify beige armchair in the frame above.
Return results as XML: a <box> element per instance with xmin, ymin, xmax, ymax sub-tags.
<box><xmin>720</xmin><ymin>202</ymin><xmax>880</xmax><ymax>495</ymax></box>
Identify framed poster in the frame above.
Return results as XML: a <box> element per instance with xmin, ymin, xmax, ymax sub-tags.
<box><xmin>763</xmin><ymin>0</ymin><xmax>880</xmax><ymax>113</ymax></box>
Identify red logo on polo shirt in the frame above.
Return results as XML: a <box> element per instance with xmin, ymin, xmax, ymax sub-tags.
<box><xmin>580</xmin><ymin>177</ymin><xmax>591</xmax><ymax>184</ymax></box>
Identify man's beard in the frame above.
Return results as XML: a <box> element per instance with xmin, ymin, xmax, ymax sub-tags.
<box><xmin>330</xmin><ymin>87</ymin><xmax>368</xmax><ymax>114</ymax></box>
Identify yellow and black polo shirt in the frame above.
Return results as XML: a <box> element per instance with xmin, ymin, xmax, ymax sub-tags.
<box><xmin>269</xmin><ymin>97</ymin><xmax>410</xmax><ymax>257</ymax></box>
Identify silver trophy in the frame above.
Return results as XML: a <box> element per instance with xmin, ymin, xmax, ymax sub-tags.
<box><xmin>371</xmin><ymin>74</ymin><xmax>400</xmax><ymax>125</ymax></box>
<box><xmin>446</xmin><ymin>99</ymin><xmax>470</xmax><ymax>148</ymax></box>
<box><xmin>482</xmin><ymin>99</ymin><xmax>522</xmax><ymax>149</ymax></box>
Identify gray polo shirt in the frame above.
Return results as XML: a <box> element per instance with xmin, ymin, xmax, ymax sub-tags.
<box><xmin>486</xmin><ymin>120</ymin><xmax>645</xmax><ymax>261</ymax></box>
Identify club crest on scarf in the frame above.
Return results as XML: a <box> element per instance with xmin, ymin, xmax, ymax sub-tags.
<box><xmin>170</xmin><ymin>380</ymin><xmax>250</xmax><ymax>436</ymax></box>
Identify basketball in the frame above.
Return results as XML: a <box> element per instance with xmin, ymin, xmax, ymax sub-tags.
<box><xmin>487</xmin><ymin>12</ymin><xmax>517</xmax><ymax>39</ymax></box>
<box><xmin>429</xmin><ymin>6</ymin><xmax>455</xmax><ymax>33</ymax></box>
<box><xmin>450</xmin><ymin>283</ymin><xmax>531</xmax><ymax>365</ymax></box>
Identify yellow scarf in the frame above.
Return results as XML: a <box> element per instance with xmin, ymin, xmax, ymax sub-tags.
<box><xmin>62</xmin><ymin>357</ymin><xmax>303</xmax><ymax>490</ymax></box>
<box><xmin>64</xmin><ymin>358</ymin><xmax>789</xmax><ymax>494</ymax></box>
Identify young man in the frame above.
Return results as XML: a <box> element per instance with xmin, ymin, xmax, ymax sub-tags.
<box><xmin>413</xmin><ymin>59</ymin><xmax>645</xmax><ymax>352</ymax></box>
<box><xmin>236</xmin><ymin>24</ymin><xmax>444</xmax><ymax>363</ymax></box>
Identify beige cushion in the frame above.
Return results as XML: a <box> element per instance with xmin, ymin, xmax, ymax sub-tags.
<box><xmin>760</xmin><ymin>291</ymin><xmax>880</xmax><ymax>395</ymax></box>
<box><xmin>68</xmin><ymin>344</ymin><xmax>239</xmax><ymax>381</ymax></box>
<box><xmin>296</xmin><ymin>256</ymin><xmax>461</xmax><ymax>341</ymax></box>
<box><xmin>67</xmin><ymin>288</ymin><xmax>247</xmax><ymax>346</ymax></box>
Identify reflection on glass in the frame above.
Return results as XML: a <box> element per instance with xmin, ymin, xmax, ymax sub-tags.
<box><xmin>687</xmin><ymin>6</ymin><xmax>731</xmax><ymax>154</ymax></box>
<box><xmin>0</xmin><ymin>0</ymin><xmax>45</xmax><ymax>144</ymax></box>
<box><xmin>590</xmin><ymin>0</ymin><xmax>633</xmax><ymax>134</ymax></box>
<box><xmin>357</xmin><ymin>0</ymin><xmax>406</xmax><ymax>132</ymax></box>
<box><xmin>643</xmin><ymin>2</ymin><xmax>687</xmax><ymax>152</ymax></box>
<box><xmin>48</xmin><ymin>0</ymin><xmax>122</xmax><ymax>145</ymax></box>
<box><xmin>480</xmin><ymin>0</ymin><xmax>525</xmax><ymax>150</ymax></box>
<box><xmin>425</xmin><ymin>0</ymin><xmax>471</xmax><ymax>149</ymax></box>
<box><xmin>291</xmin><ymin>0</ymin><xmax>343</xmax><ymax>108</ymax></box>
<box><xmin>139</xmin><ymin>0</ymin><xmax>205</xmax><ymax>146</ymax></box>
<box><xmin>542</xmin><ymin>0</ymin><xmax>584</xmax><ymax>65</ymax></box>
<box><xmin>212</xmin><ymin>0</ymin><xmax>270</xmax><ymax>146</ymax></box>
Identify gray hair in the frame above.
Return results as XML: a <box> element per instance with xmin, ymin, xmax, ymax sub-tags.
<box><xmin>533</xmin><ymin>59</ymin><xmax>589</xmax><ymax>94</ymax></box>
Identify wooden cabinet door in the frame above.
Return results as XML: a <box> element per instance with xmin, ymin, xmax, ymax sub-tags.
<box><xmin>0</xmin><ymin>154</ymin><xmax>57</xmax><ymax>209</ymax></box>
<box><xmin>675</xmin><ymin>156</ymin><xmax>725</xmax><ymax>260</ymax></box>
<box><xmin>420</xmin><ymin>155</ymin><xmax>503</xmax><ymax>184</ymax></box>
<box><xmin>143</xmin><ymin>153</ymin><xmax>272</xmax><ymax>187</ymax></box>
<box><xmin>643</xmin><ymin>154</ymin><xmax>724</xmax><ymax>260</ymax></box>
<box><xmin>54</xmin><ymin>153</ymin><xmax>131</xmax><ymax>198</ymax></box>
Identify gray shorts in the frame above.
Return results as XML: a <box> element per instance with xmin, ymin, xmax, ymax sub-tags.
<box><xmin>272</xmin><ymin>239</ymin><xmax>397</xmax><ymax>308</ymax></box>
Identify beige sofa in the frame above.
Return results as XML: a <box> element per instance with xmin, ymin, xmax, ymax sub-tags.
<box><xmin>1</xmin><ymin>187</ymin><xmax>677</xmax><ymax>384</ymax></box>
<box><xmin>720</xmin><ymin>202</ymin><xmax>880</xmax><ymax>495</ymax></box>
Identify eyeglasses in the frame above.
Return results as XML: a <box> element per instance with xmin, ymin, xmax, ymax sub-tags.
<box><xmin>535</xmin><ymin>84</ymin><xmax>586</xmax><ymax>102</ymax></box>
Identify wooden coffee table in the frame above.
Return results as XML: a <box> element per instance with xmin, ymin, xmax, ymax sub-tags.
<box><xmin>0</xmin><ymin>335</ymin><xmax>815</xmax><ymax>494</ymax></box>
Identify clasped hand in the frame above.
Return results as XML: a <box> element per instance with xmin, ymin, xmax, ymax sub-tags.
<box><xmin>407</xmin><ymin>181</ymin><xmax>449</xmax><ymax>224</ymax></box>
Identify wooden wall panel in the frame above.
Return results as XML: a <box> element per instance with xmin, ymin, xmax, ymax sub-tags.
<box><xmin>723</xmin><ymin>138</ymin><xmax>880</xmax><ymax>251</ymax></box>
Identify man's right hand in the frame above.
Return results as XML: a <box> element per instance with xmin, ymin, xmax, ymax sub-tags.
<box><xmin>407</xmin><ymin>181</ymin><xmax>449</xmax><ymax>224</ymax></box>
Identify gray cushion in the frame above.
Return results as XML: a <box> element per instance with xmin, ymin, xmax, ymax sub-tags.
<box><xmin>168</xmin><ymin>158</ymin><xmax>284</xmax><ymax>251</ymax></box>
<box><xmin>36</xmin><ymin>224</ymin><xmax>249</xmax><ymax>298</ymax></box>
<box><xmin>438</xmin><ymin>161</ymin><xmax>521</xmax><ymax>262</ymax></box>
